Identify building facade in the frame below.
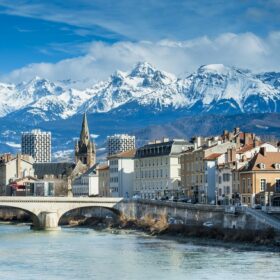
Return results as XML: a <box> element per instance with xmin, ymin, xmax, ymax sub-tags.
<box><xmin>72</xmin><ymin>165</ymin><xmax>99</xmax><ymax>197</ymax></box>
<box><xmin>239</xmin><ymin>147</ymin><xmax>280</xmax><ymax>207</ymax></box>
<box><xmin>108</xmin><ymin>150</ymin><xmax>135</xmax><ymax>198</ymax></box>
<box><xmin>107</xmin><ymin>134</ymin><xmax>136</xmax><ymax>156</ymax></box>
<box><xmin>0</xmin><ymin>153</ymin><xmax>34</xmax><ymax>188</ymax></box>
<box><xmin>75</xmin><ymin>113</ymin><xmax>96</xmax><ymax>168</ymax></box>
<box><xmin>181</xmin><ymin>140</ymin><xmax>236</xmax><ymax>203</ymax></box>
<box><xmin>97</xmin><ymin>164</ymin><xmax>110</xmax><ymax>197</ymax></box>
<box><xmin>21</xmin><ymin>129</ymin><xmax>51</xmax><ymax>163</ymax></box>
<box><xmin>134</xmin><ymin>139</ymin><xmax>191</xmax><ymax>199</ymax></box>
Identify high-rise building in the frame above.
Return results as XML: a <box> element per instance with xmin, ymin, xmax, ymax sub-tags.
<box><xmin>107</xmin><ymin>134</ymin><xmax>135</xmax><ymax>156</ymax></box>
<box><xmin>21</xmin><ymin>129</ymin><xmax>51</xmax><ymax>163</ymax></box>
<box><xmin>75</xmin><ymin>113</ymin><xmax>96</xmax><ymax>168</ymax></box>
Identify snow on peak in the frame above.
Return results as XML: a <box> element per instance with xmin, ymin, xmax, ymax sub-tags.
<box><xmin>198</xmin><ymin>64</ymin><xmax>230</xmax><ymax>75</ymax></box>
<box><xmin>129</xmin><ymin>62</ymin><xmax>156</xmax><ymax>78</ymax></box>
<box><xmin>0</xmin><ymin>63</ymin><xmax>279</xmax><ymax>121</ymax></box>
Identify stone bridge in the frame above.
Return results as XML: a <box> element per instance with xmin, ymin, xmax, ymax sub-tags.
<box><xmin>0</xmin><ymin>197</ymin><xmax>123</xmax><ymax>230</ymax></box>
<box><xmin>1</xmin><ymin>197</ymin><xmax>279</xmax><ymax>232</ymax></box>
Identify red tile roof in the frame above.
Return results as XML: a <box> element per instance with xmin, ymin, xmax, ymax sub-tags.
<box><xmin>204</xmin><ymin>153</ymin><xmax>222</xmax><ymax>160</ymax></box>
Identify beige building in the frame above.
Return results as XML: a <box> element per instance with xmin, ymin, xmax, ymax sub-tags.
<box><xmin>239</xmin><ymin>147</ymin><xmax>280</xmax><ymax>207</ymax></box>
<box><xmin>181</xmin><ymin>140</ymin><xmax>236</xmax><ymax>202</ymax></box>
<box><xmin>0</xmin><ymin>153</ymin><xmax>34</xmax><ymax>187</ymax></box>
<box><xmin>134</xmin><ymin>139</ymin><xmax>191</xmax><ymax>199</ymax></box>
<box><xmin>97</xmin><ymin>164</ymin><xmax>110</xmax><ymax>197</ymax></box>
<box><xmin>180</xmin><ymin>128</ymin><xmax>262</xmax><ymax>203</ymax></box>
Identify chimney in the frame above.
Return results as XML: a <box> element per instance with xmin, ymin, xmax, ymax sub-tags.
<box><xmin>234</xmin><ymin>127</ymin><xmax>240</xmax><ymax>135</ymax></box>
<box><xmin>236</xmin><ymin>135</ymin><xmax>240</xmax><ymax>149</ymax></box>
<box><xmin>244</xmin><ymin>133</ymin><xmax>251</xmax><ymax>145</ymax></box>
<box><xmin>260</xmin><ymin>147</ymin><xmax>267</xmax><ymax>157</ymax></box>
<box><xmin>253</xmin><ymin>138</ymin><xmax>258</xmax><ymax>148</ymax></box>
<box><xmin>196</xmin><ymin>137</ymin><xmax>202</xmax><ymax>148</ymax></box>
<box><xmin>227</xmin><ymin>148</ymin><xmax>236</xmax><ymax>162</ymax></box>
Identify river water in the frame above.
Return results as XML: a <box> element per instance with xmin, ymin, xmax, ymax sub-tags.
<box><xmin>0</xmin><ymin>224</ymin><xmax>279</xmax><ymax>280</ymax></box>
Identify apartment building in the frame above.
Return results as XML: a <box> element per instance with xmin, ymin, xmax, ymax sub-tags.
<box><xmin>134</xmin><ymin>139</ymin><xmax>192</xmax><ymax>199</ymax></box>
<box><xmin>181</xmin><ymin>138</ymin><xmax>236</xmax><ymax>203</ymax></box>
<box><xmin>108</xmin><ymin>150</ymin><xmax>135</xmax><ymax>198</ymax></box>
<box><xmin>72</xmin><ymin>165</ymin><xmax>99</xmax><ymax>197</ymax></box>
<box><xmin>21</xmin><ymin>129</ymin><xmax>51</xmax><ymax>163</ymax></box>
<box><xmin>239</xmin><ymin>147</ymin><xmax>280</xmax><ymax>207</ymax></box>
<box><xmin>107</xmin><ymin>134</ymin><xmax>135</xmax><ymax>156</ymax></box>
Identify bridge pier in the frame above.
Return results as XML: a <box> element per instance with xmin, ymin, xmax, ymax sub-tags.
<box><xmin>32</xmin><ymin>211</ymin><xmax>61</xmax><ymax>231</ymax></box>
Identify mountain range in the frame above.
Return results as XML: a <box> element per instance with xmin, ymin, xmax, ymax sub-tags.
<box><xmin>0</xmin><ymin>62</ymin><xmax>280</xmax><ymax>160</ymax></box>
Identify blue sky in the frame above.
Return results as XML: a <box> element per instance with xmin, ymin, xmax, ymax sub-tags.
<box><xmin>0</xmin><ymin>0</ymin><xmax>279</xmax><ymax>84</ymax></box>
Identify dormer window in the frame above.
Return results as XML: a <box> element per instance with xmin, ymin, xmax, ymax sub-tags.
<box><xmin>259</xmin><ymin>163</ymin><xmax>265</xmax><ymax>169</ymax></box>
<box><xmin>274</xmin><ymin>163</ymin><xmax>280</xmax><ymax>170</ymax></box>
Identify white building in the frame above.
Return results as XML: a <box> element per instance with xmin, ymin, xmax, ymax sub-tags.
<box><xmin>204</xmin><ymin>153</ymin><xmax>225</xmax><ymax>204</ymax></box>
<box><xmin>134</xmin><ymin>139</ymin><xmax>191</xmax><ymax>199</ymax></box>
<box><xmin>72</xmin><ymin>165</ymin><xmax>99</xmax><ymax>197</ymax></box>
<box><xmin>108</xmin><ymin>150</ymin><xmax>135</xmax><ymax>198</ymax></box>
<box><xmin>21</xmin><ymin>129</ymin><xmax>51</xmax><ymax>163</ymax></box>
<box><xmin>107</xmin><ymin>134</ymin><xmax>135</xmax><ymax>156</ymax></box>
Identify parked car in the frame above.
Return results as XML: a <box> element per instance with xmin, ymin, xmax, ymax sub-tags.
<box><xmin>203</xmin><ymin>221</ymin><xmax>214</xmax><ymax>228</ymax></box>
<box><xmin>132</xmin><ymin>194</ymin><xmax>141</xmax><ymax>200</ymax></box>
<box><xmin>160</xmin><ymin>196</ymin><xmax>169</xmax><ymax>201</ymax></box>
<box><xmin>169</xmin><ymin>196</ymin><xmax>178</xmax><ymax>202</ymax></box>
<box><xmin>178</xmin><ymin>197</ymin><xmax>189</xmax><ymax>203</ymax></box>
<box><xmin>253</xmin><ymin>204</ymin><xmax>262</xmax><ymax>210</ymax></box>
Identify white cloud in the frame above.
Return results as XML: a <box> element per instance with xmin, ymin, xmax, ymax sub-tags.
<box><xmin>2</xmin><ymin>32</ymin><xmax>280</xmax><ymax>86</ymax></box>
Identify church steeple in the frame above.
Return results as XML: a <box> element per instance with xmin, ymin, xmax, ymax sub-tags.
<box><xmin>80</xmin><ymin>112</ymin><xmax>90</xmax><ymax>145</ymax></box>
<box><xmin>75</xmin><ymin>112</ymin><xmax>96</xmax><ymax>168</ymax></box>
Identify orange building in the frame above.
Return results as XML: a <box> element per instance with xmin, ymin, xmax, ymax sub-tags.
<box><xmin>239</xmin><ymin>147</ymin><xmax>280</xmax><ymax>207</ymax></box>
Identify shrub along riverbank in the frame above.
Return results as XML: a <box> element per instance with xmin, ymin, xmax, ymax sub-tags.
<box><xmin>66</xmin><ymin>213</ymin><xmax>280</xmax><ymax>249</ymax></box>
<box><xmin>1</xmin><ymin>210</ymin><xmax>279</xmax><ymax>250</ymax></box>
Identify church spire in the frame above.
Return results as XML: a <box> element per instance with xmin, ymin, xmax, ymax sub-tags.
<box><xmin>80</xmin><ymin>112</ymin><xmax>90</xmax><ymax>145</ymax></box>
<box><xmin>75</xmin><ymin>112</ymin><xmax>96</xmax><ymax>168</ymax></box>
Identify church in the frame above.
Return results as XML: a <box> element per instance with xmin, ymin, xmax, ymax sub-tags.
<box><xmin>75</xmin><ymin>112</ymin><xmax>96</xmax><ymax>168</ymax></box>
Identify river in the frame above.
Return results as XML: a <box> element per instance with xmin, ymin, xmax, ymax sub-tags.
<box><xmin>0</xmin><ymin>223</ymin><xmax>279</xmax><ymax>280</ymax></box>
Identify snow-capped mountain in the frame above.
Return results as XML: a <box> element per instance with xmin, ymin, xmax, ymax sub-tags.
<box><xmin>1</xmin><ymin>62</ymin><xmax>280</xmax><ymax>157</ymax></box>
<box><xmin>0</xmin><ymin>62</ymin><xmax>279</xmax><ymax>125</ymax></box>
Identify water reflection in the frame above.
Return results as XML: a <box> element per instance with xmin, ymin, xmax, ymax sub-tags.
<box><xmin>0</xmin><ymin>224</ymin><xmax>279</xmax><ymax>280</ymax></box>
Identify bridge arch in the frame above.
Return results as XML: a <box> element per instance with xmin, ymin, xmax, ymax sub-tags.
<box><xmin>0</xmin><ymin>206</ymin><xmax>41</xmax><ymax>229</ymax></box>
<box><xmin>58</xmin><ymin>205</ymin><xmax>121</xmax><ymax>226</ymax></box>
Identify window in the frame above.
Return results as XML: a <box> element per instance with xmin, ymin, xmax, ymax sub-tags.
<box><xmin>259</xmin><ymin>163</ymin><xmax>265</xmax><ymax>169</ymax></box>
<box><xmin>242</xmin><ymin>178</ymin><xmax>246</xmax><ymax>193</ymax></box>
<box><xmin>260</xmin><ymin>179</ymin><xmax>266</xmax><ymax>192</ymax></box>
<box><xmin>247</xmin><ymin>178</ymin><xmax>251</xmax><ymax>193</ymax></box>
<box><xmin>226</xmin><ymin>186</ymin><xmax>230</xmax><ymax>195</ymax></box>
<box><xmin>223</xmin><ymin>173</ymin><xmax>230</xmax><ymax>182</ymax></box>
<box><xmin>276</xmin><ymin>179</ymin><xmax>280</xmax><ymax>192</ymax></box>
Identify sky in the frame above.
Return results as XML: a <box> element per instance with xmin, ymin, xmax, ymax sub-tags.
<box><xmin>0</xmin><ymin>0</ymin><xmax>279</xmax><ymax>86</ymax></box>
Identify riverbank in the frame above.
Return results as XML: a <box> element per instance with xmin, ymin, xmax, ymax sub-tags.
<box><xmin>64</xmin><ymin>214</ymin><xmax>280</xmax><ymax>252</ymax></box>
<box><xmin>1</xmin><ymin>212</ymin><xmax>280</xmax><ymax>252</ymax></box>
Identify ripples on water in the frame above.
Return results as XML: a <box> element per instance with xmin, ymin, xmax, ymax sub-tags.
<box><xmin>0</xmin><ymin>224</ymin><xmax>279</xmax><ymax>280</ymax></box>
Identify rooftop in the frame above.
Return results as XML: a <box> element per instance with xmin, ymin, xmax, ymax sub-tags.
<box><xmin>108</xmin><ymin>149</ymin><xmax>136</xmax><ymax>159</ymax></box>
<box><xmin>204</xmin><ymin>153</ymin><xmax>223</xmax><ymax>160</ymax></box>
